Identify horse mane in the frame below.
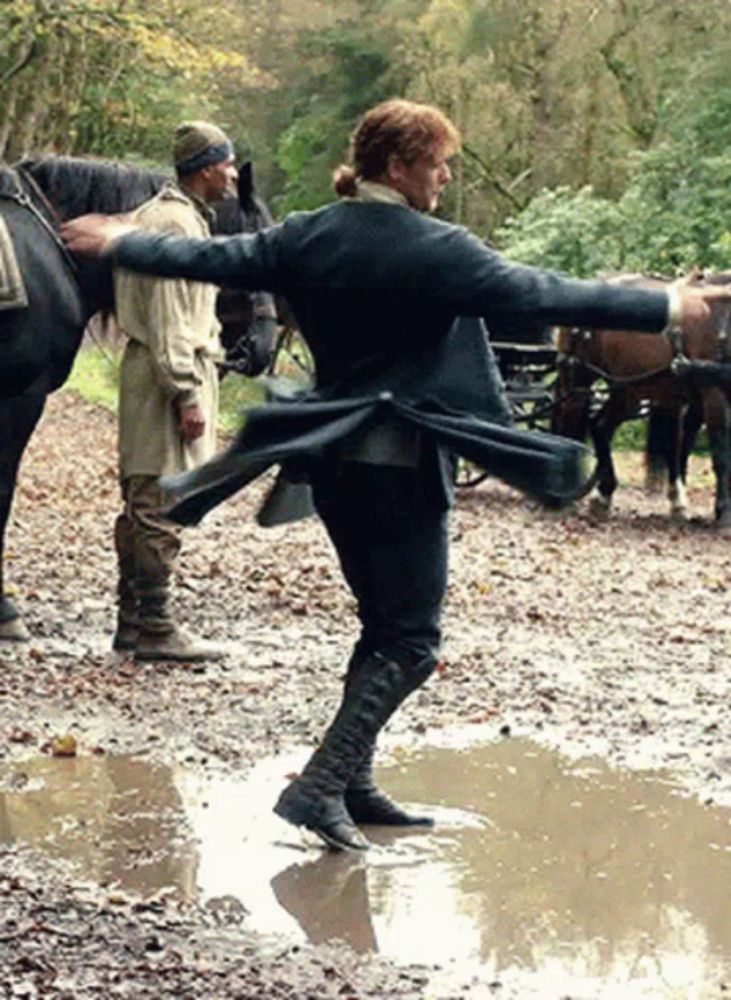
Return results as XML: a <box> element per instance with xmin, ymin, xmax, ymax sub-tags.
<box><xmin>17</xmin><ymin>155</ymin><xmax>168</xmax><ymax>220</ymax></box>
<box><xmin>213</xmin><ymin>192</ymin><xmax>273</xmax><ymax>236</ymax></box>
<box><xmin>212</xmin><ymin>161</ymin><xmax>273</xmax><ymax>236</ymax></box>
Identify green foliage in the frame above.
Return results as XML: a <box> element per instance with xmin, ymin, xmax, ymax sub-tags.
<box><xmin>67</xmin><ymin>345</ymin><xmax>121</xmax><ymax>413</ymax></box>
<box><xmin>496</xmin><ymin>187</ymin><xmax>624</xmax><ymax>276</ymax></box>
<box><xmin>272</xmin><ymin>20</ymin><xmax>398</xmax><ymax>213</ymax></box>
<box><xmin>67</xmin><ymin>346</ymin><xmax>265</xmax><ymax>436</ymax></box>
<box><xmin>3</xmin><ymin>0</ymin><xmax>731</xmax><ymax>265</ymax></box>
<box><xmin>218</xmin><ymin>375</ymin><xmax>267</xmax><ymax>436</ymax></box>
<box><xmin>496</xmin><ymin>142</ymin><xmax>731</xmax><ymax>276</ymax></box>
<box><xmin>619</xmin><ymin>143</ymin><xmax>731</xmax><ymax>273</ymax></box>
<box><xmin>613</xmin><ymin>419</ymin><xmax>646</xmax><ymax>453</ymax></box>
<box><xmin>0</xmin><ymin>0</ymin><xmax>261</xmax><ymax>162</ymax></box>
<box><xmin>275</xmin><ymin>116</ymin><xmax>337</xmax><ymax>212</ymax></box>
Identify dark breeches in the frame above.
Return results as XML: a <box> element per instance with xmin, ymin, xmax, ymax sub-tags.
<box><xmin>311</xmin><ymin>461</ymin><xmax>448</xmax><ymax>668</ymax></box>
<box><xmin>275</xmin><ymin>459</ymin><xmax>446</xmax><ymax>848</ymax></box>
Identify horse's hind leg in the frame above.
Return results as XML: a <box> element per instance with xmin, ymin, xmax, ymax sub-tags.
<box><xmin>667</xmin><ymin>475</ymin><xmax>689</xmax><ymax>521</ymax></box>
<box><xmin>551</xmin><ymin>365</ymin><xmax>592</xmax><ymax>441</ymax></box>
<box><xmin>588</xmin><ymin>391</ymin><xmax>630</xmax><ymax>513</ymax></box>
<box><xmin>702</xmin><ymin>387</ymin><xmax>731</xmax><ymax>532</ymax></box>
<box><xmin>680</xmin><ymin>399</ymin><xmax>703</xmax><ymax>482</ymax></box>
<box><xmin>645</xmin><ymin>405</ymin><xmax>688</xmax><ymax>517</ymax></box>
<box><xmin>662</xmin><ymin>398</ymin><xmax>704</xmax><ymax>519</ymax></box>
<box><xmin>663</xmin><ymin>404</ymin><xmax>690</xmax><ymax>520</ymax></box>
<box><xmin>0</xmin><ymin>378</ymin><xmax>48</xmax><ymax>641</ymax></box>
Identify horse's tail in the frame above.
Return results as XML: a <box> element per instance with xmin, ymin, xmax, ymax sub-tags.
<box><xmin>645</xmin><ymin>404</ymin><xmax>702</xmax><ymax>490</ymax></box>
<box><xmin>644</xmin><ymin>408</ymin><xmax>669</xmax><ymax>492</ymax></box>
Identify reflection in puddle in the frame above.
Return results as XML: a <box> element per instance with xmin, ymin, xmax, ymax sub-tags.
<box><xmin>0</xmin><ymin>755</ymin><xmax>198</xmax><ymax>899</ymax></box>
<box><xmin>1</xmin><ymin>738</ymin><xmax>730</xmax><ymax>997</ymax></box>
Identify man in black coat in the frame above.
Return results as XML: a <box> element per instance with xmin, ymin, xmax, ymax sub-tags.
<box><xmin>62</xmin><ymin>99</ymin><xmax>730</xmax><ymax>853</ymax></box>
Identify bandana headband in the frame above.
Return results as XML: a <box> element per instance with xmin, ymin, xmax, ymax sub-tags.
<box><xmin>176</xmin><ymin>141</ymin><xmax>234</xmax><ymax>177</ymax></box>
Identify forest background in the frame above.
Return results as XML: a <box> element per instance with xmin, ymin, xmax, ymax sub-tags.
<box><xmin>2</xmin><ymin>0</ymin><xmax>731</xmax><ymax>277</ymax></box>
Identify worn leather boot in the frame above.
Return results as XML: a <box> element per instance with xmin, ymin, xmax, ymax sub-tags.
<box><xmin>112</xmin><ymin>583</ymin><xmax>138</xmax><ymax>652</ymax></box>
<box><xmin>343</xmin><ymin>648</ymin><xmax>434</xmax><ymax>827</ymax></box>
<box><xmin>345</xmin><ymin>743</ymin><xmax>434</xmax><ymax>827</ymax></box>
<box><xmin>112</xmin><ymin>617</ymin><xmax>138</xmax><ymax>652</ymax></box>
<box><xmin>112</xmin><ymin>514</ymin><xmax>138</xmax><ymax>652</ymax></box>
<box><xmin>274</xmin><ymin>653</ymin><xmax>434</xmax><ymax>851</ymax></box>
<box><xmin>135</xmin><ymin>581</ymin><xmax>224</xmax><ymax>663</ymax></box>
<box><xmin>135</xmin><ymin>623</ymin><xmax>224</xmax><ymax>663</ymax></box>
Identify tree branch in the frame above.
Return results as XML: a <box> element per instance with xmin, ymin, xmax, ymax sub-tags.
<box><xmin>462</xmin><ymin>143</ymin><xmax>528</xmax><ymax>211</ymax></box>
<box><xmin>0</xmin><ymin>38</ymin><xmax>39</xmax><ymax>89</ymax></box>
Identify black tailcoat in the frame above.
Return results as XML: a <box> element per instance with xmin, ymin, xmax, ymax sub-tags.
<box><xmin>113</xmin><ymin>199</ymin><xmax>670</xmax><ymax>523</ymax></box>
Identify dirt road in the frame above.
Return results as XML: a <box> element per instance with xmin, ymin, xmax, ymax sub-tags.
<box><xmin>1</xmin><ymin>391</ymin><xmax>729</xmax><ymax>999</ymax></box>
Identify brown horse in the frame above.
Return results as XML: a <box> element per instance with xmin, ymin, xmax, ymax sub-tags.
<box><xmin>551</xmin><ymin>272</ymin><xmax>731</xmax><ymax>530</ymax></box>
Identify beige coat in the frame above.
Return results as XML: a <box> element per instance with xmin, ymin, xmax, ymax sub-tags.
<box><xmin>114</xmin><ymin>182</ymin><xmax>223</xmax><ymax>478</ymax></box>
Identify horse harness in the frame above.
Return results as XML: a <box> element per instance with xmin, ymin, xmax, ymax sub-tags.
<box><xmin>558</xmin><ymin>294</ymin><xmax>731</xmax><ymax>391</ymax></box>
<box><xmin>0</xmin><ymin>164</ymin><xmax>78</xmax><ymax>278</ymax></box>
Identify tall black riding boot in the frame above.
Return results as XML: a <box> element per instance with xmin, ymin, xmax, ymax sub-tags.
<box><xmin>346</xmin><ymin>743</ymin><xmax>434</xmax><ymax>827</ymax></box>
<box><xmin>344</xmin><ymin>650</ymin><xmax>435</xmax><ymax>827</ymax></box>
<box><xmin>274</xmin><ymin>654</ymin><xmax>434</xmax><ymax>852</ymax></box>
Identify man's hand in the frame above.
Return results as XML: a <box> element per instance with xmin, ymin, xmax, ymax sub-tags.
<box><xmin>60</xmin><ymin>214</ymin><xmax>137</xmax><ymax>256</ymax></box>
<box><xmin>676</xmin><ymin>285</ymin><xmax>731</xmax><ymax>333</ymax></box>
<box><xmin>179</xmin><ymin>403</ymin><xmax>206</xmax><ymax>442</ymax></box>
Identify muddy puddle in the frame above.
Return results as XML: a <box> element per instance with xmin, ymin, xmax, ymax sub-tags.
<box><xmin>1</xmin><ymin>736</ymin><xmax>730</xmax><ymax>997</ymax></box>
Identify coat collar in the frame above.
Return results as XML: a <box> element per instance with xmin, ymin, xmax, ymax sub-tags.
<box><xmin>350</xmin><ymin>180</ymin><xmax>409</xmax><ymax>207</ymax></box>
<box><xmin>158</xmin><ymin>179</ymin><xmax>214</xmax><ymax>224</ymax></box>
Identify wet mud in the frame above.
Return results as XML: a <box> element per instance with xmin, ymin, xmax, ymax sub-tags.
<box><xmin>1</xmin><ymin>391</ymin><xmax>731</xmax><ymax>999</ymax></box>
<box><xmin>2</xmin><ymin>738</ymin><xmax>730</xmax><ymax>998</ymax></box>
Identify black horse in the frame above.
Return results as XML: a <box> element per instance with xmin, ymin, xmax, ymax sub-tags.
<box><xmin>0</xmin><ymin>155</ymin><xmax>277</xmax><ymax>641</ymax></box>
<box><xmin>212</xmin><ymin>162</ymin><xmax>278</xmax><ymax>378</ymax></box>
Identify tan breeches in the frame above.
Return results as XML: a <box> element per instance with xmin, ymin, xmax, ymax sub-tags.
<box><xmin>114</xmin><ymin>475</ymin><xmax>182</xmax><ymax>629</ymax></box>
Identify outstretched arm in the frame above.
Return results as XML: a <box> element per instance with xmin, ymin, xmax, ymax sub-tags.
<box><xmin>429</xmin><ymin>228</ymin><xmax>731</xmax><ymax>337</ymax></box>
<box><xmin>61</xmin><ymin>214</ymin><xmax>285</xmax><ymax>293</ymax></box>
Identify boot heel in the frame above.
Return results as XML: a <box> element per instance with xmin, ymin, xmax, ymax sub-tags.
<box><xmin>274</xmin><ymin>781</ymin><xmax>369</xmax><ymax>852</ymax></box>
<box><xmin>273</xmin><ymin>654</ymin><xmax>433</xmax><ymax>852</ymax></box>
